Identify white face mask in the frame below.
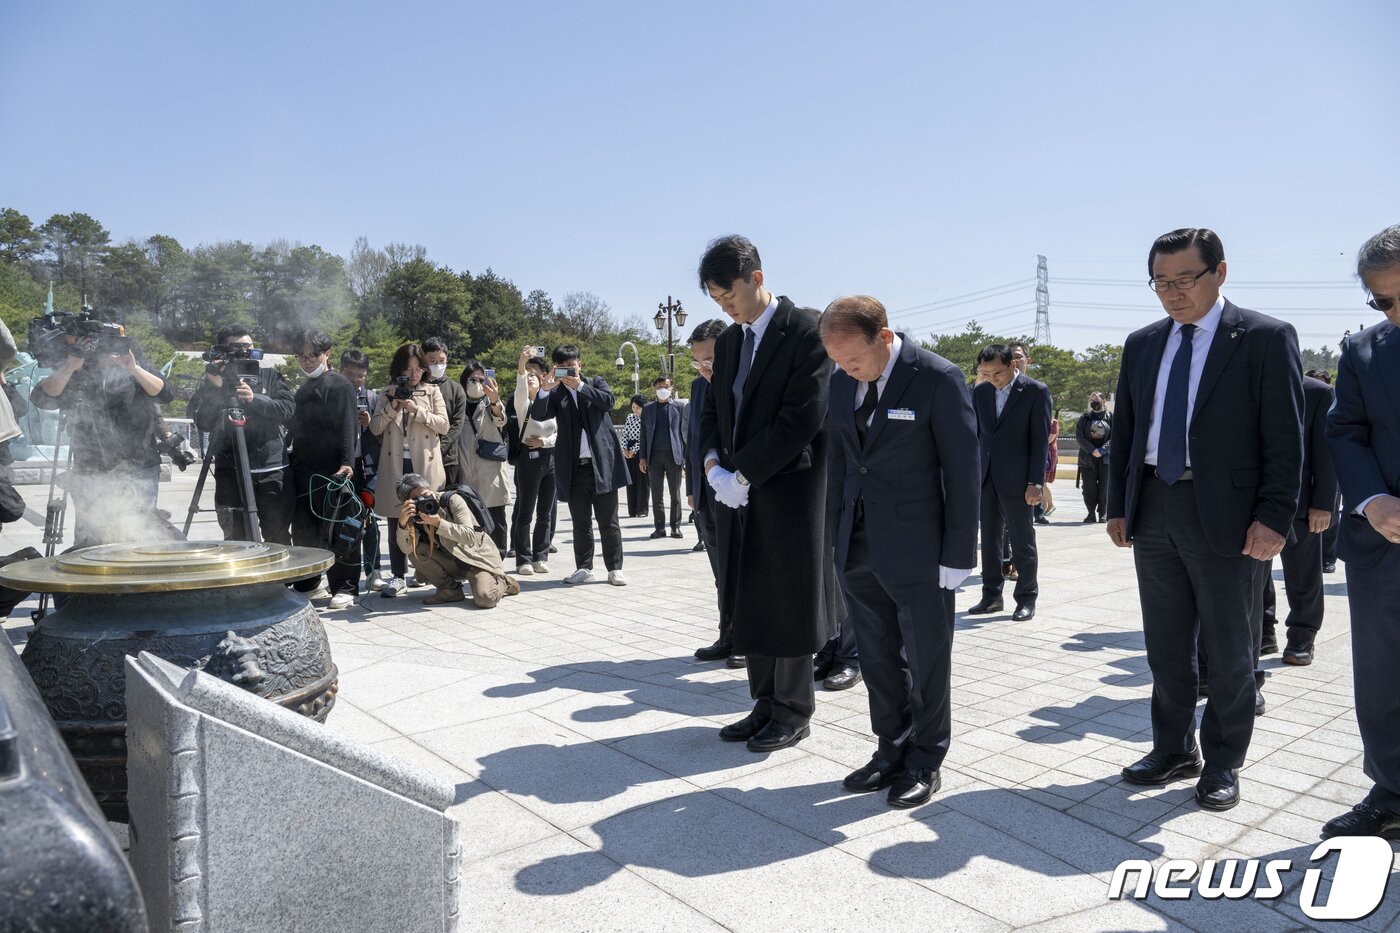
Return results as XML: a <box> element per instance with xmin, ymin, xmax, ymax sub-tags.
<box><xmin>302</xmin><ymin>360</ymin><xmax>327</xmax><ymax>378</ymax></box>
<box><xmin>655</xmin><ymin>388</ymin><xmax>672</xmax><ymax>401</ymax></box>
<box><xmin>465</xmin><ymin>381</ymin><xmax>485</xmax><ymax>400</ymax></box>
<box><xmin>428</xmin><ymin>363</ymin><xmax>447</xmax><ymax>380</ymax></box>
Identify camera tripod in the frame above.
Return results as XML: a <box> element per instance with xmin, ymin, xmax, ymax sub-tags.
<box><xmin>182</xmin><ymin>404</ymin><xmax>263</xmax><ymax>544</ymax></box>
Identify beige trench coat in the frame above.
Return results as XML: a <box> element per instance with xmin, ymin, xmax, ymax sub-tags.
<box><xmin>369</xmin><ymin>381</ymin><xmax>449</xmax><ymax>517</ymax></box>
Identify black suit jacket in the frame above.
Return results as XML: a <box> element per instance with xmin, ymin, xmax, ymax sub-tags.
<box><xmin>697</xmin><ymin>296</ymin><xmax>837</xmax><ymax>656</ymax></box>
<box><xmin>543</xmin><ymin>377</ymin><xmax>630</xmax><ymax>494</ymax></box>
<box><xmin>1297</xmin><ymin>375</ymin><xmax>1338</xmax><ymax>519</ymax></box>
<box><xmin>640</xmin><ymin>398</ymin><xmax>684</xmax><ymax>463</ymax></box>
<box><xmin>973</xmin><ymin>373</ymin><xmax>1053</xmax><ymax>498</ymax></box>
<box><xmin>827</xmin><ymin>337</ymin><xmax>980</xmax><ymax>582</ymax></box>
<box><xmin>1107</xmin><ymin>300</ymin><xmax>1303</xmax><ymax>555</ymax></box>
<box><xmin>1326</xmin><ymin>320</ymin><xmax>1400</xmax><ymax>569</ymax></box>
<box><xmin>685</xmin><ymin>376</ymin><xmax>711</xmax><ymax>508</ymax></box>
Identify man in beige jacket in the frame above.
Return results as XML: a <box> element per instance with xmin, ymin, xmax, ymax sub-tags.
<box><xmin>394</xmin><ymin>473</ymin><xmax>520</xmax><ymax>608</ymax></box>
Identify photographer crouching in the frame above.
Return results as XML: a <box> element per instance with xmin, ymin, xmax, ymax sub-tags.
<box><xmin>30</xmin><ymin>323</ymin><xmax>175</xmax><ymax>547</ymax></box>
<box><xmin>395</xmin><ymin>473</ymin><xmax>520</xmax><ymax>608</ymax></box>
<box><xmin>187</xmin><ymin>323</ymin><xmax>295</xmax><ymax>543</ymax></box>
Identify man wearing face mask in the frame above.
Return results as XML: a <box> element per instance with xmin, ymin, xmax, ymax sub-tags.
<box><xmin>286</xmin><ymin>328</ymin><xmax>357</xmax><ymax>597</ymax></box>
<box><xmin>640</xmin><ymin>375</ymin><xmax>687</xmax><ymax>539</ymax></box>
<box><xmin>421</xmin><ymin>336</ymin><xmax>467</xmax><ymax>486</ymax></box>
<box><xmin>32</xmin><ymin>328</ymin><xmax>175</xmax><ymax>547</ymax></box>
<box><xmin>1077</xmin><ymin>392</ymin><xmax>1112</xmax><ymax>523</ymax></box>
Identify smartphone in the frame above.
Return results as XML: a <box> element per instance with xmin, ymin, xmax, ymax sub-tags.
<box><xmin>531</xmin><ymin>346</ymin><xmax>547</xmax><ymax>358</ymax></box>
<box><xmin>554</xmin><ymin>366</ymin><xmax>577</xmax><ymax>378</ymax></box>
<box><xmin>485</xmin><ymin>368</ymin><xmax>496</xmax><ymax>379</ymax></box>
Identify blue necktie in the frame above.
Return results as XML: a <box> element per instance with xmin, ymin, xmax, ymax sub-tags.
<box><xmin>1156</xmin><ymin>323</ymin><xmax>1197</xmax><ymax>485</ymax></box>
<box><xmin>732</xmin><ymin>326</ymin><xmax>756</xmax><ymax>416</ymax></box>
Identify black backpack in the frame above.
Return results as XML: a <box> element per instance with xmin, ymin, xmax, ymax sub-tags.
<box><xmin>438</xmin><ymin>483</ymin><xmax>495</xmax><ymax>536</ymax></box>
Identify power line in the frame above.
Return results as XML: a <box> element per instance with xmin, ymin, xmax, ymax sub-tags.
<box><xmin>890</xmin><ymin>278</ymin><xmax>1036</xmax><ymax>315</ymax></box>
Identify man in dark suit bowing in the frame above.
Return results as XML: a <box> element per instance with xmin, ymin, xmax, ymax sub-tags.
<box><xmin>640</xmin><ymin>375</ymin><xmax>686</xmax><ymax>540</ymax></box>
<box><xmin>1321</xmin><ymin>224</ymin><xmax>1400</xmax><ymax>839</ymax></box>
<box><xmin>540</xmin><ymin>343</ymin><xmax>631</xmax><ymax>587</ymax></box>
<box><xmin>821</xmin><ymin>296</ymin><xmax>979</xmax><ymax>808</ymax></box>
<box><xmin>1108</xmin><ymin>227</ymin><xmax>1302</xmax><ymax>812</ymax></box>
<box><xmin>969</xmin><ymin>344</ymin><xmax>1052</xmax><ymax>621</ymax></box>
<box><xmin>696</xmin><ymin>235</ymin><xmax>837</xmax><ymax>753</ymax></box>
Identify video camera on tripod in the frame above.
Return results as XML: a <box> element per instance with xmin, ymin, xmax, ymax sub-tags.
<box><xmin>28</xmin><ymin>310</ymin><xmax>131</xmax><ymax>368</ymax></box>
<box><xmin>201</xmin><ymin>344</ymin><xmax>267</xmax><ymax>397</ymax></box>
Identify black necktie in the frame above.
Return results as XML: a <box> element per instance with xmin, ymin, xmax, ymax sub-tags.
<box><xmin>1156</xmin><ymin>323</ymin><xmax>1196</xmax><ymax>484</ymax></box>
<box><xmin>732</xmin><ymin>326</ymin><xmax>756</xmax><ymax>415</ymax></box>
<box><xmin>855</xmin><ymin>379</ymin><xmax>880</xmax><ymax>446</ymax></box>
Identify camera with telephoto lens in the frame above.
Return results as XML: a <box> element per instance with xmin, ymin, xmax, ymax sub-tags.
<box><xmin>411</xmin><ymin>494</ymin><xmax>439</xmax><ymax>523</ymax></box>
<box><xmin>391</xmin><ymin>374</ymin><xmax>418</xmax><ymax>400</ymax></box>
<box><xmin>28</xmin><ymin>311</ymin><xmax>131</xmax><ymax>369</ymax></box>
<box><xmin>155</xmin><ymin>430</ymin><xmax>197</xmax><ymax>471</ymax></box>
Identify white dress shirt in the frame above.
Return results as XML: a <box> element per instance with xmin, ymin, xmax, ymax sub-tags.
<box><xmin>854</xmin><ymin>333</ymin><xmax>903</xmax><ymax>424</ymax></box>
<box><xmin>994</xmin><ymin>374</ymin><xmax>1019</xmax><ymax>418</ymax></box>
<box><xmin>566</xmin><ymin>384</ymin><xmax>592</xmax><ymax>459</ymax></box>
<box><xmin>1144</xmin><ymin>297</ymin><xmax>1225</xmax><ymax>468</ymax></box>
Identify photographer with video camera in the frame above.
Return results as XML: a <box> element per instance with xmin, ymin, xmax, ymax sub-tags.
<box><xmin>369</xmin><ymin>343</ymin><xmax>449</xmax><ymax>598</ymax></box>
<box><xmin>30</xmin><ymin>316</ymin><xmax>175</xmax><ymax>547</ymax></box>
<box><xmin>394</xmin><ymin>473</ymin><xmax>520</xmax><ymax>608</ymax></box>
<box><xmin>187</xmin><ymin>323</ymin><xmax>295</xmax><ymax>543</ymax></box>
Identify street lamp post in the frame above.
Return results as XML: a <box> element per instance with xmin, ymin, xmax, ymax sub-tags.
<box><xmin>653</xmin><ymin>295</ymin><xmax>687</xmax><ymax>379</ymax></box>
<box><xmin>615</xmin><ymin>340</ymin><xmax>641</xmax><ymax>396</ymax></box>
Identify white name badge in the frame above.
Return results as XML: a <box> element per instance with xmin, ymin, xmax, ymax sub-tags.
<box><xmin>887</xmin><ymin>408</ymin><xmax>916</xmax><ymax>421</ymax></box>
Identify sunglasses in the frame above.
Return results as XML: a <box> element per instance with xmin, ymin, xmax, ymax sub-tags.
<box><xmin>1367</xmin><ymin>295</ymin><xmax>1397</xmax><ymax>313</ymax></box>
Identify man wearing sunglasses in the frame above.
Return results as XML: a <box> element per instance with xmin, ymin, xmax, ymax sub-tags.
<box><xmin>1107</xmin><ymin>228</ymin><xmax>1303</xmax><ymax>814</ymax></box>
<box><xmin>1323</xmin><ymin>224</ymin><xmax>1400</xmax><ymax>840</ymax></box>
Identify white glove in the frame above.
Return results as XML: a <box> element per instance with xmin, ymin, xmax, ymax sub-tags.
<box><xmin>939</xmin><ymin>566</ymin><xmax>972</xmax><ymax>591</ymax></box>
<box><xmin>707</xmin><ymin>465</ymin><xmax>750</xmax><ymax>509</ymax></box>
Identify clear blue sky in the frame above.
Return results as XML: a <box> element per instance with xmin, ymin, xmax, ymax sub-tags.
<box><xmin>3</xmin><ymin>0</ymin><xmax>1396</xmax><ymax>351</ymax></box>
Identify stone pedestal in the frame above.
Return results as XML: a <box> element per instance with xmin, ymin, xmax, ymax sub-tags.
<box><xmin>126</xmin><ymin>652</ymin><xmax>460</xmax><ymax>933</ymax></box>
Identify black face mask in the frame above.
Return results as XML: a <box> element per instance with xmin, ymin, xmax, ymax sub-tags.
<box><xmin>1090</xmin><ymin>400</ymin><xmax>1104</xmax><ymax>411</ymax></box>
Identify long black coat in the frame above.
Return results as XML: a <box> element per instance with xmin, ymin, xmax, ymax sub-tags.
<box><xmin>698</xmin><ymin>297</ymin><xmax>838</xmax><ymax>657</ymax></box>
<box><xmin>544</xmin><ymin>377</ymin><xmax>630</xmax><ymax>495</ymax></box>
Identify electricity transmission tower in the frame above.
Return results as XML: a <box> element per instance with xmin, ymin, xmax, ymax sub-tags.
<box><xmin>1034</xmin><ymin>255</ymin><xmax>1051</xmax><ymax>345</ymax></box>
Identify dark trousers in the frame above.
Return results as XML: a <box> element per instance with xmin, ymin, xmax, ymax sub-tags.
<box><xmin>747</xmin><ymin>655</ymin><xmax>816</xmax><ymax>729</ymax></box>
<box><xmin>487</xmin><ymin>505</ymin><xmax>507</xmax><ymax>553</ymax></box>
<box><xmin>980</xmin><ymin>483</ymin><xmax>1038</xmax><ymax>604</ymax></box>
<box><xmin>841</xmin><ymin>524</ymin><xmax>952</xmax><ymax>769</ymax></box>
<box><xmin>1344</xmin><ymin>544</ymin><xmax>1400</xmax><ymax>811</ymax></box>
<box><xmin>289</xmin><ymin>464</ymin><xmax>336</xmax><ymax>593</ymax></box>
<box><xmin>694</xmin><ymin>498</ymin><xmax>732</xmax><ymax>645</ymax></box>
<box><xmin>1080</xmin><ymin>455</ymin><xmax>1108</xmax><ymax>518</ymax></box>
<box><xmin>1276</xmin><ymin>518</ymin><xmax>1325</xmax><ymax>641</ymax></box>
<box><xmin>568</xmin><ymin>463</ymin><xmax>623</xmax><ymax>571</ymax></box>
<box><xmin>815</xmin><ymin>614</ymin><xmax>859</xmax><ymax>668</ymax></box>
<box><xmin>647</xmin><ymin>448</ymin><xmax>683</xmax><ymax>531</ymax></box>
<box><xmin>213</xmin><ymin>465</ymin><xmax>292</xmax><ymax>545</ymax></box>
<box><xmin>624</xmin><ymin>455</ymin><xmax>646</xmax><ymax>516</ymax></box>
<box><xmin>511</xmin><ymin>453</ymin><xmax>556</xmax><ymax>564</ymax></box>
<box><xmin>1134</xmin><ymin>475</ymin><xmax>1257</xmax><ymax>768</ymax></box>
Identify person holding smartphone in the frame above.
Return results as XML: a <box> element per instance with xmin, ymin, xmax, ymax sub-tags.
<box><xmin>539</xmin><ymin>344</ymin><xmax>630</xmax><ymax>585</ymax></box>
<box><xmin>455</xmin><ymin>359</ymin><xmax>512</xmax><ymax>554</ymax></box>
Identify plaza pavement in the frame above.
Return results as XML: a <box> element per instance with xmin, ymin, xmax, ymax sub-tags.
<box><xmin>3</xmin><ymin>471</ymin><xmax>1397</xmax><ymax>932</ymax></box>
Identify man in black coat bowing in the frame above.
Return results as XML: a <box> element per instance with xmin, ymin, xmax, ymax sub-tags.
<box><xmin>822</xmin><ymin>296</ymin><xmax>980</xmax><ymax>807</ymax></box>
<box><xmin>697</xmin><ymin>235</ymin><xmax>837</xmax><ymax>753</ymax></box>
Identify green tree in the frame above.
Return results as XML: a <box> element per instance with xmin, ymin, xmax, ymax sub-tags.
<box><xmin>0</xmin><ymin>208</ymin><xmax>40</xmax><ymax>264</ymax></box>
<box><xmin>460</xmin><ymin>268</ymin><xmax>527</xmax><ymax>358</ymax></box>
<box><xmin>381</xmin><ymin>257</ymin><xmax>473</xmax><ymax>348</ymax></box>
<box><xmin>39</xmin><ymin>212</ymin><xmax>111</xmax><ymax>299</ymax></box>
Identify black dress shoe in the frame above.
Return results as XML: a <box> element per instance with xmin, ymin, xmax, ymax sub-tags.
<box><xmin>1196</xmin><ymin>766</ymin><xmax>1240</xmax><ymax>811</ymax></box>
<box><xmin>823</xmin><ymin>665</ymin><xmax>862</xmax><ymax>691</ymax></box>
<box><xmin>726</xmin><ymin>654</ymin><xmax>747</xmax><ymax>669</ymax></box>
<box><xmin>746</xmin><ymin>720</ymin><xmax>809</xmax><ymax>752</ymax></box>
<box><xmin>1012</xmin><ymin>603</ymin><xmax>1036</xmax><ymax>622</ymax></box>
<box><xmin>843</xmin><ymin>758</ymin><xmax>904</xmax><ymax>793</ymax></box>
<box><xmin>694</xmin><ymin>640</ymin><xmax>732</xmax><ymax>662</ymax></box>
<box><xmin>813</xmin><ymin>655</ymin><xmax>837</xmax><ymax>681</ymax></box>
<box><xmin>1322</xmin><ymin>802</ymin><xmax>1400</xmax><ymax>839</ymax></box>
<box><xmin>718</xmin><ymin>711</ymin><xmax>769</xmax><ymax>742</ymax></box>
<box><xmin>888</xmin><ymin>768</ymin><xmax>940</xmax><ymax>808</ymax></box>
<box><xmin>548</xmin><ymin>545</ymin><xmax>558</xmax><ymax>554</ymax></box>
<box><xmin>1255</xmin><ymin>687</ymin><xmax>1266</xmax><ymax>717</ymax></box>
<box><xmin>649</xmin><ymin>529</ymin><xmax>667</xmax><ymax>539</ymax></box>
<box><xmin>1282</xmin><ymin>640</ymin><xmax>1314</xmax><ymax>666</ymax></box>
<box><xmin>1260</xmin><ymin>627</ymin><xmax>1279</xmax><ymax>655</ymax></box>
<box><xmin>1323</xmin><ymin>561</ymin><xmax>1336</xmax><ymax>574</ymax></box>
<box><xmin>670</xmin><ymin>528</ymin><xmax>684</xmax><ymax>539</ymax></box>
<box><xmin>1082</xmin><ymin>515</ymin><xmax>1097</xmax><ymax>524</ymax></box>
<box><xmin>1034</xmin><ymin>515</ymin><xmax>1050</xmax><ymax>525</ymax></box>
<box><xmin>967</xmin><ymin>597</ymin><xmax>1004</xmax><ymax>615</ymax></box>
<box><xmin>1121</xmin><ymin>748</ymin><xmax>1203</xmax><ymax>785</ymax></box>
<box><xmin>691</xmin><ymin>541</ymin><xmax>706</xmax><ymax>552</ymax></box>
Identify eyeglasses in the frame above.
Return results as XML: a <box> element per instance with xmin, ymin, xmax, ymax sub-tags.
<box><xmin>294</xmin><ymin>351</ymin><xmax>324</xmax><ymax>363</ymax></box>
<box><xmin>1367</xmin><ymin>295</ymin><xmax>1398</xmax><ymax>313</ymax></box>
<box><xmin>1147</xmin><ymin>269</ymin><xmax>1211</xmax><ymax>293</ymax></box>
<box><xmin>689</xmin><ymin>359</ymin><xmax>713</xmax><ymax>371</ymax></box>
